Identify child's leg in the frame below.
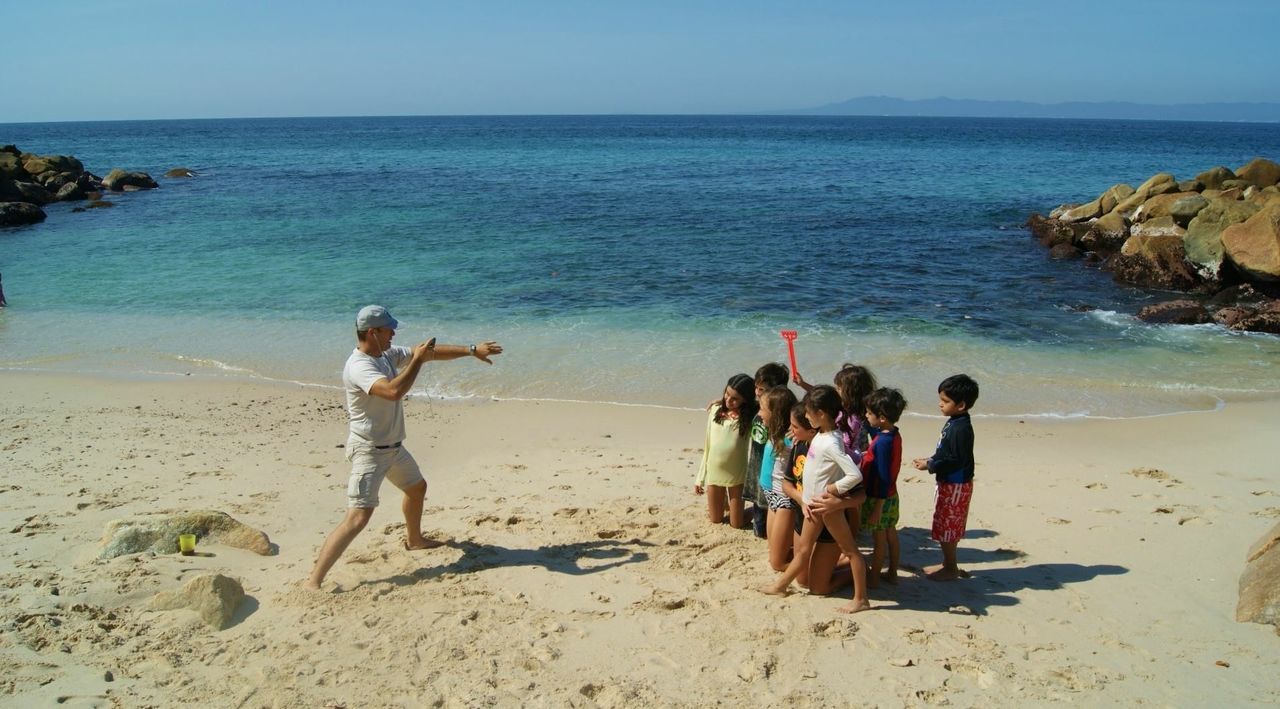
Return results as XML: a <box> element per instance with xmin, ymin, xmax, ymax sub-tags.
<box><xmin>806</xmin><ymin>542</ymin><xmax>851</xmax><ymax>596</ymax></box>
<box><xmin>867</xmin><ymin>530</ymin><xmax>887</xmax><ymax>588</ymax></box>
<box><xmin>767</xmin><ymin>508</ymin><xmax>794</xmax><ymax>572</ymax></box>
<box><xmin>793</xmin><ymin>529</ymin><xmax>810</xmax><ymax>588</ymax></box>
<box><xmin>885</xmin><ymin>527</ymin><xmax>900</xmax><ymax>582</ymax></box>
<box><xmin>820</xmin><ymin>512</ymin><xmax>870</xmax><ymax>613</ymax></box>
<box><xmin>927</xmin><ymin>482</ymin><xmax>972</xmax><ymax>580</ymax></box>
<box><xmin>726</xmin><ymin>484</ymin><xmax>745</xmax><ymax>529</ymax></box>
<box><xmin>761</xmin><ymin>515</ymin><xmax>821</xmax><ymax>594</ymax></box>
<box><xmin>705</xmin><ymin>485</ymin><xmax>727</xmax><ymax>524</ymax></box>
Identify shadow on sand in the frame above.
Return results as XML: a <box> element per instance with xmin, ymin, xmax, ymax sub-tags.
<box><xmin>862</xmin><ymin>526</ymin><xmax>1128</xmax><ymax>616</ymax></box>
<box><xmin>355</xmin><ymin>537</ymin><xmax>655</xmax><ymax>591</ymax></box>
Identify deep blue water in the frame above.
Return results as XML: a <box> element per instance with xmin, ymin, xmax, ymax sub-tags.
<box><xmin>2</xmin><ymin>115</ymin><xmax>1279</xmax><ymax>414</ymax></box>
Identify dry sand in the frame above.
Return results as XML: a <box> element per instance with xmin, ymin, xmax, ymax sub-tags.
<box><xmin>1</xmin><ymin>371</ymin><xmax>1277</xmax><ymax>707</ymax></box>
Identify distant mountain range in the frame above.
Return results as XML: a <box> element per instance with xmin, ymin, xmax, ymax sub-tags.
<box><xmin>778</xmin><ymin>96</ymin><xmax>1280</xmax><ymax>123</ymax></box>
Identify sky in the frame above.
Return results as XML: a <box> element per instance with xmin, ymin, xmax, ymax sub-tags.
<box><xmin>4</xmin><ymin>0</ymin><xmax>1279</xmax><ymax>122</ymax></box>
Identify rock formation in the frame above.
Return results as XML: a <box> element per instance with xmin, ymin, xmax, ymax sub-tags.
<box><xmin>150</xmin><ymin>574</ymin><xmax>247</xmax><ymax>630</ymax></box>
<box><xmin>99</xmin><ymin>510</ymin><xmax>274</xmax><ymax>559</ymax></box>
<box><xmin>1237</xmin><ymin>521</ymin><xmax>1280</xmax><ymax>633</ymax></box>
<box><xmin>1027</xmin><ymin>157</ymin><xmax>1280</xmax><ymax>334</ymax></box>
<box><xmin>0</xmin><ymin>143</ymin><xmax>167</xmax><ymax>229</ymax></box>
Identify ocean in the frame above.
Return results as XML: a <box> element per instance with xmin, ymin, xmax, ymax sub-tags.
<box><xmin>2</xmin><ymin>115</ymin><xmax>1279</xmax><ymax>417</ymax></box>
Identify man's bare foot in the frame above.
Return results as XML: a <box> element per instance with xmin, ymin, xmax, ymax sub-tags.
<box><xmin>881</xmin><ymin>570</ymin><xmax>898</xmax><ymax>585</ymax></box>
<box><xmin>404</xmin><ymin>537</ymin><xmax>447</xmax><ymax>551</ymax></box>
<box><xmin>924</xmin><ymin>564</ymin><xmax>970</xmax><ymax>581</ymax></box>
<box><xmin>302</xmin><ymin>580</ymin><xmax>323</xmax><ymax>591</ymax></box>
<box><xmin>758</xmin><ymin>583</ymin><xmax>790</xmax><ymax>596</ymax></box>
<box><xmin>836</xmin><ymin>599</ymin><xmax>871</xmax><ymax>614</ymax></box>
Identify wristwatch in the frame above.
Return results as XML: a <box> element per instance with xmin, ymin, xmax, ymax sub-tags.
<box><xmin>469</xmin><ymin>344</ymin><xmax>477</xmax><ymax>356</ymax></box>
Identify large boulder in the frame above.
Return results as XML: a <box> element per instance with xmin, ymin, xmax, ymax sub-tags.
<box><xmin>1113</xmin><ymin>173</ymin><xmax>1180</xmax><ymax>218</ymax></box>
<box><xmin>1136</xmin><ymin>299</ymin><xmax>1210</xmax><ymax>325</ymax></box>
<box><xmin>1235</xmin><ymin>158</ymin><xmax>1280</xmax><ymax>189</ymax></box>
<box><xmin>55</xmin><ymin>181</ymin><xmax>87</xmax><ymax>201</ymax></box>
<box><xmin>0</xmin><ymin>152</ymin><xmax>30</xmax><ymax>181</ymax></box>
<box><xmin>150</xmin><ymin>574</ymin><xmax>246</xmax><ymax>630</ymax></box>
<box><xmin>1222</xmin><ymin>202</ymin><xmax>1280</xmax><ymax>281</ymax></box>
<box><xmin>1132</xmin><ymin>192</ymin><xmax>1200</xmax><ymax>223</ymax></box>
<box><xmin>1081</xmin><ymin>210</ymin><xmax>1129</xmax><ymax>254</ymax></box>
<box><xmin>1184</xmin><ymin>199</ymin><xmax>1261</xmax><ymax>281</ymax></box>
<box><xmin>1058</xmin><ymin>197</ymin><xmax>1103</xmax><ymax>223</ymax></box>
<box><xmin>22</xmin><ymin>154</ymin><xmax>84</xmax><ymax>177</ymax></box>
<box><xmin>1130</xmin><ymin>215</ymin><xmax>1185</xmax><ymax>239</ymax></box>
<box><xmin>1112</xmin><ymin>234</ymin><xmax>1201</xmax><ymax>290</ymax></box>
<box><xmin>99</xmin><ymin>510</ymin><xmax>274</xmax><ymax>559</ymax></box>
<box><xmin>1237</xmin><ymin>521</ymin><xmax>1280</xmax><ymax>631</ymax></box>
<box><xmin>1098</xmin><ymin>183</ymin><xmax>1135</xmax><ymax>214</ymax></box>
<box><xmin>0</xmin><ymin>202</ymin><xmax>47</xmax><ymax>227</ymax></box>
<box><xmin>101</xmin><ymin>168</ymin><xmax>158</xmax><ymax>192</ymax></box>
<box><xmin>1196</xmin><ymin>166</ymin><xmax>1236</xmax><ymax>190</ymax></box>
<box><xmin>14</xmin><ymin>181</ymin><xmax>54</xmax><ymax>206</ymax></box>
<box><xmin>1169</xmin><ymin>195</ymin><xmax>1210</xmax><ymax>226</ymax></box>
<box><xmin>1216</xmin><ymin>301</ymin><xmax>1280</xmax><ymax>334</ymax></box>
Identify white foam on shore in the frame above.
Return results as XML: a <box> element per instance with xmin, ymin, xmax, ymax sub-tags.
<box><xmin>2</xmin><ymin>307</ymin><xmax>1278</xmax><ymax>419</ymax></box>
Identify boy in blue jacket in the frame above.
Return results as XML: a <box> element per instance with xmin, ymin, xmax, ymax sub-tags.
<box><xmin>912</xmin><ymin>374</ymin><xmax>978</xmax><ymax>581</ymax></box>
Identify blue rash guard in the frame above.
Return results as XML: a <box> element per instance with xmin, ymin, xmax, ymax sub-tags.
<box><xmin>927</xmin><ymin>413</ymin><xmax>975</xmax><ymax>485</ymax></box>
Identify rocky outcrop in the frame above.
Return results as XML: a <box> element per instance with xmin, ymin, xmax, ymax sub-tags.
<box><xmin>1112</xmin><ymin>235</ymin><xmax>1200</xmax><ymax>290</ymax></box>
<box><xmin>0</xmin><ymin>202</ymin><xmax>47</xmax><ymax>226</ymax></box>
<box><xmin>1235</xmin><ymin>158</ymin><xmax>1280</xmax><ymax>190</ymax></box>
<box><xmin>1136</xmin><ymin>300</ymin><xmax>1210</xmax><ymax>325</ymax></box>
<box><xmin>0</xmin><ymin>144</ymin><xmax>167</xmax><ymax>230</ymax></box>
<box><xmin>1237</xmin><ymin>522</ymin><xmax>1280</xmax><ymax>632</ymax></box>
<box><xmin>1221</xmin><ymin>203</ymin><xmax>1280</xmax><ymax>281</ymax></box>
<box><xmin>1185</xmin><ymin>199</ymin><xmax>1261</xmax><ymax>280</ymax></box>
<box><xmin>102</xmin><ymin>168</ymin><xmax>158</xmax><ymax>191</ymax></box>
<box><xmin>165</xmin><ymin>167</ymin><xmax>197</xmax><ymax>178</ymax></box>
<box><xmin>150</xmin><ymin>574</ymin><xmax>246</xmax><ymax>630</ymax></box>
<box><xmin>1026</xmin><ymin>157</ymin><xmax>1280</xmax><ymax>335</ymax></box>
<box><xmin>99</xmin><ymin>510</ymin><xmax>274</xmax><ymax>559</ymax></box>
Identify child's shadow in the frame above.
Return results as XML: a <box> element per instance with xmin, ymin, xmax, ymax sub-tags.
<box><xmin>356</xmin><ymin>537</ymin><xmax>655</xmax><ymax>590</ymax></box>
<box><xmin>874</xmin><ymin>526</ymin><xmax>1128</xmax><ymax>616</ymax></box>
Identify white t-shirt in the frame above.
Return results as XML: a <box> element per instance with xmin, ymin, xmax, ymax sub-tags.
<box><xmin>802</xmin><ymin>431</ymin><xmax>863</xmax><ymax>504</ymax></box>
<box><xmin>343</xmin><ymin>346</ymin><xmax>413</xmax><ymax>447</ymax></box>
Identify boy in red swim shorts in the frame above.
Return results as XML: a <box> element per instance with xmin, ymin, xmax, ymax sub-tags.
<box><xmin>912</xmin><ymin>374</ymin><xmax>978</xmax><ymax>581</ymax></box>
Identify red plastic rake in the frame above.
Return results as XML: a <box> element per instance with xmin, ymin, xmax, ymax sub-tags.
<box><xmin>780</xmin><ymin>329</ymin><xmax>799</xmax><ymax>379</ymax></box>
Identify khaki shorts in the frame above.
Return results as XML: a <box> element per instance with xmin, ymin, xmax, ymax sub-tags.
<box><xmin>345</xmin><ymin>438</ymin><xmax>425</xmax><ymax>508</ymax></box>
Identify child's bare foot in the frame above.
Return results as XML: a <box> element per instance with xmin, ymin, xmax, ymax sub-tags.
<box><xmin>924</xmin><ymin>564</ymin><xmax>970</xmax><ymax>581</ymax></box>
<box><xmin>836</xmin><ymin>599</ymin><xmax>871</xmax><ymax>614</ymax></box>
<box><xmin>404</xmin><ymin>537</ymin><xmax>448</xmax><ymax>551</ymax></box>
<box><xmin>758</xmin><ymin>583</ymin><xmax>790</xmax><ymax>596</ymax></box>
<box><xmin>880</xmin><ymin>570</ymin><xmax>898</xmax><ymax>585</ymax></box>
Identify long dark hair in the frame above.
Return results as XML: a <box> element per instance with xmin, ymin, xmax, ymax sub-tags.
<box><xmin>714</xmin><ymin>373</ymin><xmax>759</xmax><ymax>438</ymax></box>
<box><xmin>760</xmin><ymin>386</ymin><xmax>798</xmax><ymax>450</ymax></box>
<box><xmin>803</xmin><ymin>384</ymin><xmax>844</xmax><ymax>422</ymax></box>
<box><xmin>834</xmin><ymin>364</ymin><xmax>877</xmax><ymax>418</ymax></box>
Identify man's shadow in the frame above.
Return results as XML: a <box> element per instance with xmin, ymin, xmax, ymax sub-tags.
<box><xmin>355</xmin><ymin>537</ymin><xmax>655</xmax><ymax>590</ymax></box>
<box><xmin>868</xmin><ymin>526</ymin><xmax>1128</xmax><ymax>616</ymax></box>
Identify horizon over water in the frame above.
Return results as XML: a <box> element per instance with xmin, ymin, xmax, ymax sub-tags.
<box><xmin>2</xmin><ymin>115</ymin><xmax>1279</xmax><ymax>418</ymax></box>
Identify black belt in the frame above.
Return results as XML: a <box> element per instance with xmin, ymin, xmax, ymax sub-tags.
<box><xmin>374</xmin><ymin>442</ymin><xmax>402</xmax><ymax>449</ymax></box>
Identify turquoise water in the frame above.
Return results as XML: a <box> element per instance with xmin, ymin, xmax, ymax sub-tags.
<box><xmin>2</xmin><ymin>116</ymin><xmax>1279</xmax><ymax>415</ymax></box>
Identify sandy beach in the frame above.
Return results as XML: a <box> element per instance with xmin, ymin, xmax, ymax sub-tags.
<box><xmin>1</xmin><ymin>370</ymin><xmax>1277</xmax><ymax>707</ymax></box>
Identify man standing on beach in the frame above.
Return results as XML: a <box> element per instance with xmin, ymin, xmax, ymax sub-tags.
<box><xmin>306</xmin><ymin>304</ymin><xmax>503</xmax><ymax>590</ymax></box>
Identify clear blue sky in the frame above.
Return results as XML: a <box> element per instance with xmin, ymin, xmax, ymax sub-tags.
<box><xmin>5</xmin><ymin>0</ymin><xmax>1278</xmax><ymax>122</ymax></box>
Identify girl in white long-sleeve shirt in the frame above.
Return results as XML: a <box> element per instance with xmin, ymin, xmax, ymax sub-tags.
<box><xmin>761</xmin><ymin>385</ymin><xmax>870</xmax><ymax>613</ymax></box>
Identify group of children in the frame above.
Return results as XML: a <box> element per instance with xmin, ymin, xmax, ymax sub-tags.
<box><xmin>693</xmin><ymin>362</ymin><xmax>979</xmax><ymax>613</ymax></box>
